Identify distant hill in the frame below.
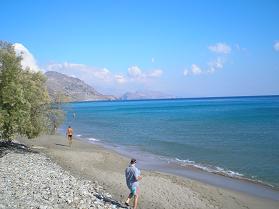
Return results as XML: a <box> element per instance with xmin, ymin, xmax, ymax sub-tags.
<box><xmin>45</xmin><ymin>71</ymin><xmax>116</xmax><ymax>102</ymax></box>
<box><xmin>120</xmin><ymin>90</ymin><xmax>174</xmax><ymax>100</ymax></box>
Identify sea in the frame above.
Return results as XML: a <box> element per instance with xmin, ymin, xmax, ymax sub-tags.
<box><xmin>60</xmin><ymin>95</ymin><xmax>279</xmax><ymax>197</ymax></box>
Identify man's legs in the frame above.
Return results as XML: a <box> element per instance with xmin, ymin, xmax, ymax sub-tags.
<box><xmin>68</xmin><ymin>136</ymin><xmax>72</xmax><ymax>147</ymax></box>
<box><xmin>133</xmin><ymin>195</ymin><xmax>139</xmax><ymax>209</ymax></box>
<box><xmin>125</xmin><ymin>187</ymin><xmax>139</xmax><ymax>209</ymax></box>
<box><xmin>125</xmin><ymin>192</ymin><xmax>133</xmax><ymax>205</ymax></box>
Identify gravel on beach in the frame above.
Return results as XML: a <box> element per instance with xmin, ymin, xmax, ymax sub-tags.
<box><xmin>0</xmin><ymin>144</ymin><xmax>126</xmax><ymax>209</ymax></box>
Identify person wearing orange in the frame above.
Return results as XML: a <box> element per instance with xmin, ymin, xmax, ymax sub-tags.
<box><xmin>66</xmin><ymin>126</ymin><xmax>73</xmax><ymax>147</ymax></box>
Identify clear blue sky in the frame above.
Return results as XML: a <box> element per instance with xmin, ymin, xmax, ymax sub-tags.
<box><xmin>1</xmin><ymin>0</ymin><xmax>279</xmax><ymax>97</ymax></box>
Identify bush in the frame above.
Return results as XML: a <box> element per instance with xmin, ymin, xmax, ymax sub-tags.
<box><xmin>0</xmin><ymin>41</ymin><xmax>63</xmax><ymax>141</ymax></box>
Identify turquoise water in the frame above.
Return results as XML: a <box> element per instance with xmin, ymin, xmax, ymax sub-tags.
<box><xmin>61</xmin><ymin>96</ymin><xmax>279</xmax><ymax>188</ymax></box>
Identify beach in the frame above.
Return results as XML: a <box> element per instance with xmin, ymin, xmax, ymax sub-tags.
<box><xmin>60</xmin><ymin>96</ymin><xmax>279</xmax><ymax>190</ymax></box>
<box><xmin>15</xmin><ymin>134</ymin><xmax>279</xmax><ymax>209</ymax></box>
<box><xmin>1</xmin><ymin>1</ymin><xmax>278</xmax><ymax>208</ymax></box>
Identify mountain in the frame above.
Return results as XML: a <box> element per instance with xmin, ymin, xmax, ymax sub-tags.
<box><xmin>120</xmin><ymin>90</ymin><xmax>174</xmax><ymax>100</ymax></box>
<box><xmin>45</xmin><ymin>71</ymin><xmax>116</xmax><ymax>102</ymax></box>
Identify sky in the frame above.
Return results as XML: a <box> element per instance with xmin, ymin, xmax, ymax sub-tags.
<box><xmin>1</xmin><ymin>0</ymin><xmax>279</xmax><ymax>97</ymax></box>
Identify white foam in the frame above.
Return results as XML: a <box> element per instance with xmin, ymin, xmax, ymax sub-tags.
<box><xmin>216</xmin><ymin>166</ymin><xmax>224</xmax><ymax>171</ymax></box>
<box><xmin>175</xmin><ymin>158</ymin><xmax>244</xmax><ymax>178</ymax></box>
<box><xmin>226</xmin><ymin>170</ymin><xmax>244</xmax><ymax>177</ymax></box>
<box><xmin>175</xmin><ymin>158</ymin><xmax>195</xmax><ymax>164</ymax></box>
<box><xmin>88</xmin><ymin>138</ymin><xmax>100</xmax><ymax>142</ymax></box>
<box><xmin>76</xmin><ymin>134</ymin><xmax>82</xmax><ymax>137</ymax></box>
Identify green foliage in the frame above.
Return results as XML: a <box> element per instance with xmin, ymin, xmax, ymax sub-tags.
<box><xmin>46</xmin><ymin>108</ymin><xmax>65</xmax><ymax>135</ymax></box>
<box><xmin>0</xmin><ymin>41</ymin><xmax>64</xmax><ymax>141</ymax></box>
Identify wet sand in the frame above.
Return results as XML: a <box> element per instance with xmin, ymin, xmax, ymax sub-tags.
<box><xmin>18</xmin><ymin>135</ymin><xmax>279</xmax><ymax>209</ymax></box>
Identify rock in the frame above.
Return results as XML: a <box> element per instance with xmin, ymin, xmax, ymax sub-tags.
<box><xmin>0</xmin><ymin>148</ymin><xmax>123</xmax><ymax>209</ymax></box>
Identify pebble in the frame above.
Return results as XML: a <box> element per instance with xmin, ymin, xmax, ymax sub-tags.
<box><xmin>0</xmin><ymin>150</ymin><xmax>127</xmax><ymax>209</ymax></box>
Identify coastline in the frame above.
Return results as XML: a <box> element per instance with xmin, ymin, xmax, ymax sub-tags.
<box><xmin>93</xmin><ymin>136</ymin><xmax>279</xmax><ymax>198</ymax></box>
<box><xmin>61</xmin><ymin>95</ymin><xmax>279</xmax><ymax>193</ymax></box>
<box><xmin>102</xmin><ymin>141</ymin><xmax>279</xmax><ymax>200</ymax></box>
<box><xmin>17</xmin><ymin>134</ymin><xmax>279</xmax><ymax>209</ymax></box>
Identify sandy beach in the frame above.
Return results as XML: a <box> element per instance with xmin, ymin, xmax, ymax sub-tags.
<box><xmin>17</xmin><ymin>135</ymin><xmax>279</xmax><ymax>209</ymax></box>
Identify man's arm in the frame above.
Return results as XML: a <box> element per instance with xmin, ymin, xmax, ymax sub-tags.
<box><xmin>135</xmin><ymin>168</ymin><xmax>142</xmax><ymax>181</ymax></box>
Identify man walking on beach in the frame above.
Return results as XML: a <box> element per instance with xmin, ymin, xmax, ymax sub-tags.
<box><xmin>66</xmin><ymin>126</ymin><xmax>73</xmax><ymax>147</ymax></box>
<box><xmin>125</xmin><ymin>158</ymin><xmax>142</xmax><ymax>209</ymax></box>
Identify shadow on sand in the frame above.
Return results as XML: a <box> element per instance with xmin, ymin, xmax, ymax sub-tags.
<box><xmin>0</xmin><ymin>141</ymin><xmax>38</xmax><ymax>158</ymax></box>
<box><xmin>55</xmin><ymin>143</ymin><xmax>69</xmax><ymax>147</ymax></box>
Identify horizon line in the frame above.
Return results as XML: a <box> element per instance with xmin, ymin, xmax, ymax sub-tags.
<box><xmin>64</xmin><ymin>94</ymin><xmax>279</xmax><ymax>104</ymax></box>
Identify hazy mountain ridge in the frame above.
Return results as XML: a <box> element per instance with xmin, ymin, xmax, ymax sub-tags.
<box><xmin>120</xmin><ymin>90</ymin><xmax>175</xmax><ymax>100</ymax></box>
<box><xmin>45</xmin><ymin>71</ymin><xmax>116</xmax><ymax>102</ymax></box>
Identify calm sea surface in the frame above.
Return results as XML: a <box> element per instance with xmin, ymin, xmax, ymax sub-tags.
<box><xmin>61</xmin><ymin>96</ymin><xmax>279</xmax><ymax>188</ymax></box>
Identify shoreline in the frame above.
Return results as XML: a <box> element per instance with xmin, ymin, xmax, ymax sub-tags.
<box><xmin>78</xmin><ymin>135</ymin><xmax>279</xmax><ymax>201</ymax></box>
<box><xmin>17</xmin><ymin>134</ymin><xmax>279</xmax><ymax>209</ymax></box>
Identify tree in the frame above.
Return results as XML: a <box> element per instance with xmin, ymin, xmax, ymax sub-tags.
<box><xmin>47</xmin><ymin>92</ymin><xmax>66</xmax><ymax>135</ymax></box>
<box><xmin>0</xmin><ymin>41</ymin><xmax>63</xmax><ymax>141</ymax></box>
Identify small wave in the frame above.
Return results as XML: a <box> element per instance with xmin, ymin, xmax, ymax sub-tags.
<box><xmin>174</xmin><ymin>157</ymin><xmax>276</xmax><ymax>188</ymax></box>
<box><xmin>175</xmin><ymin>158</ymin><xmax>195</xmax><ymax>164</ymax></box>
<box><xmin>88</xmin><ymin>137</ymin><xmax>100</xmax><ymax>142</ymax></box>
<box><xmin>76</xmin><ymin>134</ymin><xmax>82</xmax><ymax>137</ymax></box>
<box><xmin>175</xmin><ymin>158</ymin><xmax>244</xmax><ymax>178</ymax></box>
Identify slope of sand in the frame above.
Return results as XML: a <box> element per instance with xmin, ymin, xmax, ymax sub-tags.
<box><xmin>18</xmin><ymin>135</ymin><xmax>279</xmax><ymax>209</ymax></box>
